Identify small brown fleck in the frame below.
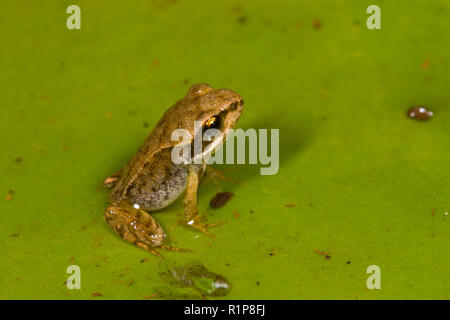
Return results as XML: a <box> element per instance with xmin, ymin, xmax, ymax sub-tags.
<box><xmin>143</xmin><ymin>122</ymin><xmax>149</xmax><ymax>128</ymax></box>
<box><xmin>407</xmin><ymin>106</ymin><xmax>433</xmax><ymax>121</ymax></box>
<box><xmin>9</xmin><ymin>234</ymin><xmax>19</xmax><ymax>237</ymax></box>
<box><xmin>210</xmin><ymin>192</ymin><xmax>234</xmax><ymax>209</ymax></box>
<box><xmin>230</xmin><ymin>5</ymin><xmax>243</xmax><ymax>14</ymax></box>
<box><xmin>347</xmin><ymin>261</ymin><xmax>351</xmax><ymax>264</ymax></box>
<box><xmin>256</xmin><ymin>281</ymin><xmax>260</xmax><ymax>285</ymax></box>
<box><xmin>232</xmin><ymin>209</ymin><xmax>240</xmax><ymax>219</ymax></box>
<box><xmin>92</xmin><ymin>292</ymin><xmax>103</xmax><ymax>297</ymax></box>
<box><xmin>285</xmin><ymin>203</ymin><xmax>296</xmax><ymax>208</ymax></box>
<box><xmin>421</xmin><ymin>59</ymin><xmax>430</xmax><ymax>70</ymax></box>
<box><xmin>140</xmin><ymin>258</ymin><xmax>148</xmax><ymax>263</ymax></box>
<box><xmin>14</xmin><ymin>157</ymin><xmax>22</xmax><ymax>163</ymax></box>
<box><xmin>314</xmin><ymin>249</ymin><xmax>331</xmax><ymax>259</ymax></box>
<box><xmin>313</xmin><ymin>19</ymin><xmax>322</xmax><ymax>29</ymax></box>
<box><xmin>269</xmin><ymin>252</ymin><xmax>275</xmax><ymax>256</ymax></box>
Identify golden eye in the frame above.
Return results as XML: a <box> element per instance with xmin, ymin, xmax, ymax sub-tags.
<box><xmin>203</xmin><ymin>116</ymin><xmax>220</xmax><ymax>130</ymax></box>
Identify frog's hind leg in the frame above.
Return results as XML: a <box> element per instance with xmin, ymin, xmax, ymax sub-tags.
<box><xmin>103</xmin><ymin>169</ymin><xmax>123</xmax><ymax>188</ymax></box>
<box><xmin>104</xmin><ymin>202</ymin><xmax>190</xmax><ymax>258</ymax></box>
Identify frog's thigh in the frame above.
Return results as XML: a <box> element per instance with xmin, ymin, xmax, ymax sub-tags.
<box><xmin>183</xmin><ymin>166</ymin><xmax>200</xmax><ymax>221</ymax></box>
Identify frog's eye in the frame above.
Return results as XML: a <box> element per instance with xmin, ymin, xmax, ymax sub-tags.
<box><xmin>203</xmin><ymin>116</ymin><xmax>220</xmax><ymax>131</ymax></box>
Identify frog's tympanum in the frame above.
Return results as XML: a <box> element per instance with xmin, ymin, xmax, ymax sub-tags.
<box><xmin>103</xmin><ymin>84</ymin><xmax>243</xmax><ymax>257</ymax></box>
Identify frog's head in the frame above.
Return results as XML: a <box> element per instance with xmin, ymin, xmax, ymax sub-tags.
<box><xmin>187</xmin><ymin>84</ymin><xmax>244</xmax><ymax>161</ymax></box>
<box><xmin>155</xmin><ymin>84</ymin><xmax>244</xmax><ymax>162</ymax></box>
<box><xmin>187</xmin><ymin>83</ymin><xmax>244</xmax><ymax>133</ymax></box>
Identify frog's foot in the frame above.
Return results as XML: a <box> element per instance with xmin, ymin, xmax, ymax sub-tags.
<box><xmin>138</xmin><ymin>243</ymin><xmax>191</xmax><ymax>258</ymax></box>
<box><xmin>136</xmin><ymin>242</ymin><xmax>163</xmax><ymax>259</ymax></box>
<box><xmin>178</xmin><ymin>216</ymin><xmax>229</xmax><ymax>238</ymax></box>
<box><xmin>203</xmin><ymin>166</ymin><xmax>243</xmax><ymax>191</ymax></box>
<box><xmin>160</xmin><ymin>244</ymin><xmax>192</xmax><ymax>253</ymax></box>
<box><xmin>103</xmin><ymin>169</ymin><xmax>123</xmax><ymax>189</ymax></box>
<box><xmin>104</xmin><ymin>202</ymin><xmax>191</xmax><ymax>258</ymax></box>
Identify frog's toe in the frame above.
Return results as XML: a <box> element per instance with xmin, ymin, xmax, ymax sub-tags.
<box><xmin>160</xmin><ymin>244</ymin><xmax>192</xmax><ymax>253</ymax></box>
<box><xmin>183</xmin><ymin>218</ymin><xmax>229</xmax><ymax>238</ymax></box>
<box><xmin>137</xmin><ymin>242</ymin><xmax>163</xmax><ymax>259</ymax></box>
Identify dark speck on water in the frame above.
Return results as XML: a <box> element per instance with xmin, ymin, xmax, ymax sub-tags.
<box><xmin>407</xmin><ymin>106</ymin><xmax>434</xmax><ymax>121</ymax></box>
<box><xmin>160</xmin><ymin>263</ymin><xmax>231</xmax><ymax>297</ymax></box>
<box><xmin>237</xmin><ymin>16</ymin><xmax>248</xmax><ymax>24</ymax></box>
<box><xmin>313</xmin><ymin>19</ymin><xmax>322</xmax><ymax>29</ymax></box>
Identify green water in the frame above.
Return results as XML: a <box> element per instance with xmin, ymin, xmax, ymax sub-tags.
<box><xmin>1</xmin><ymin>0</ymin><xmax>449</xmax><ymax>299</ymax></box>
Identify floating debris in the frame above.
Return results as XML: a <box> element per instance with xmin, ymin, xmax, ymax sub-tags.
<box><xmin>92</xmin><ymin>292</ymin><xmax>103</xmax><ymax>297</ymax></box>
<box><xmin>314</xmin><ymin>249</ymin><xmax>331</xmax><ymax>259</ymax></box>
<box><xmin>237</xmin><ymin>16</ymin><xmax>248</xmax><ymax>24</ymax></box>
<box><xmin>160</xmin><ymin>263</ymin><xmax>231</xmax><ymax>297</ymax></box>
<box><xmin>5</xmin><ymin>190</ymin><xmax>14</xmax><ymax>201</ymax></box>
<box><xmin>407</xmin><ymin>106</ymin><xmax>434</xmax><ymax>121</ymax></box>
<box><xmin>210</xmin><ymin>192</ymin><xmax>234</xmax><ymax>209</ymax></box>
<box><xmin>285</xmin><ymin>203</ymin><xmax>296</xmax><ymax>208</ymax></box>
<box><xmin>313</xmin><ymin>19</ymin><xmax>322</xmax><ymax>29</ymax></box>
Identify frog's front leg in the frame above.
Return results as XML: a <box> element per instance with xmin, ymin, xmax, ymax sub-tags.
<box><xmin>103</xmin><ymin>169</ymin><xmax>123</xmax><ymax>189</ymax></box>
<box><xmin>183</xmin><ymin>165</ymin><xmax>226</xmax><ymax>237</ymax></box>
<box><xmin>104</xmin><ymin>202</ymin><xmax>189</xmax><ymax>258</ymax></box>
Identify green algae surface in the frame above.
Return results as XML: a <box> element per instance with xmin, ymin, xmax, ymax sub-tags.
<box><xmin>0</xmin><ymin>0</ymin><xmax>449</xmax><ymax>299</ymax></box>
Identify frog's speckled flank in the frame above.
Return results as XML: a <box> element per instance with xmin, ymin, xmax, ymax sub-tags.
<box><xmin>103</xmin><ymin>84</ymin><xmax>244</xmax><ymax>257</ymax></box>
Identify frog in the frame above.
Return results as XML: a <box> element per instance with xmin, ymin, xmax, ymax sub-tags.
<box><xmin>103</xmin><ymin>84</ymin><xmax>244</xmax><ymax>258</ymax></box>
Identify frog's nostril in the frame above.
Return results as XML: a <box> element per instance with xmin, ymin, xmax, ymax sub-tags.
<box><xmin>239</xmin><ymin>99</ymin><xmax>244</xmax><ymax>106</ymax></box>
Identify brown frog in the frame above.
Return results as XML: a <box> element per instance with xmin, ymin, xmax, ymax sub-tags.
<box><xmin>103</xmin><ymin>84</ymin><xmax>244</xmax><ymax>257</ymax></box>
